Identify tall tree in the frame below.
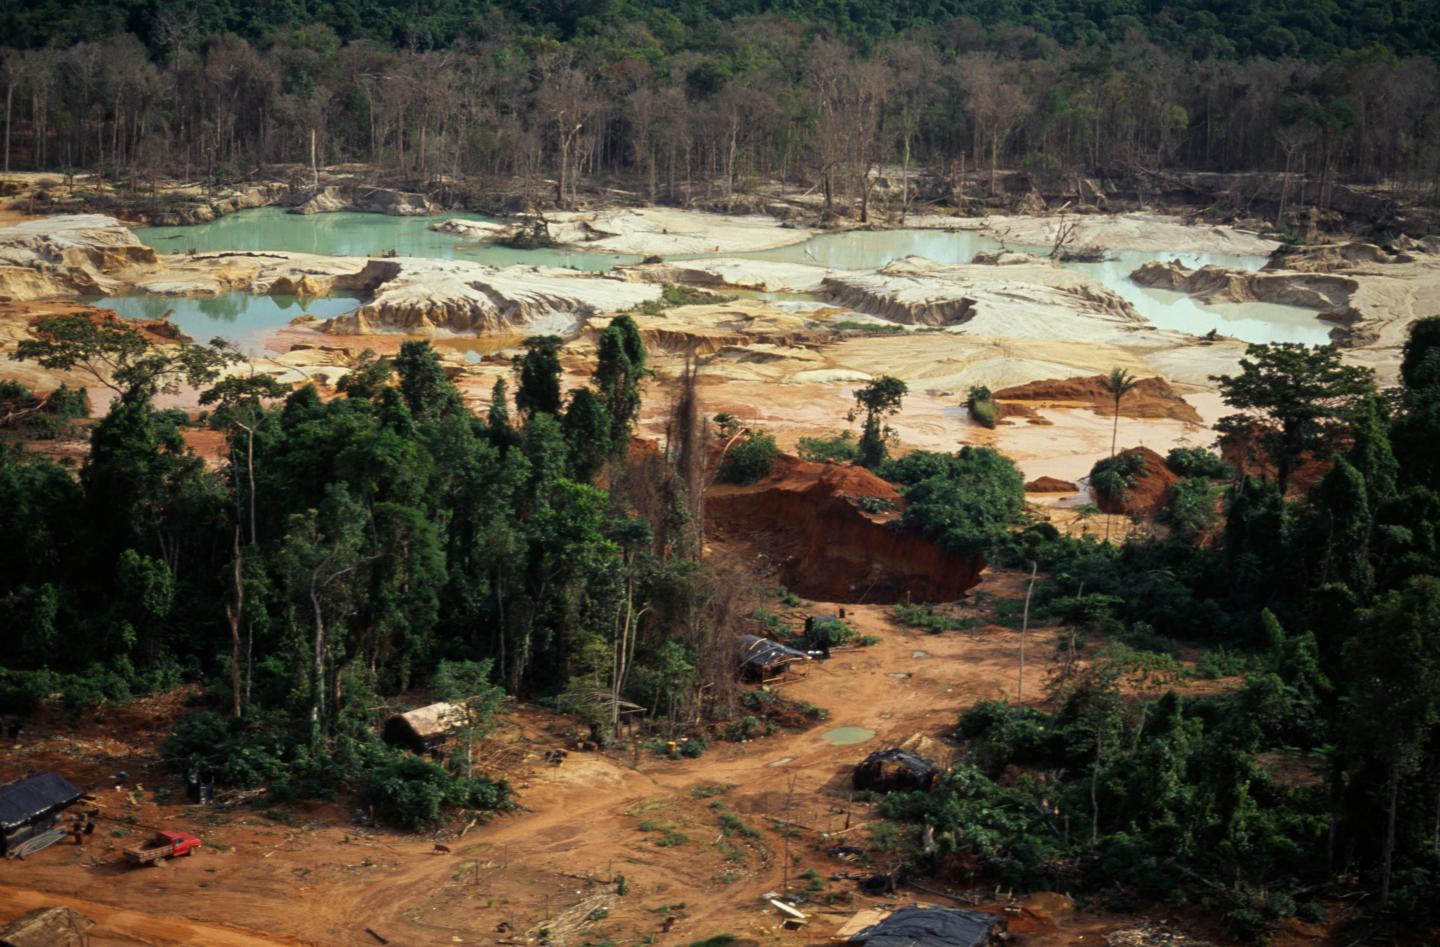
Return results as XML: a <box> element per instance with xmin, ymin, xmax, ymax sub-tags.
<box><xmin>1213</xmin><ymin>343</ymin><xmax>1374</xmax><ymax>495</ymax></box>
<box><xmin>514</xmin><ymin>335</ymin><xmax>563</xmax><ymax>419</ymax></box>
<box><xmin>851</xmin><ymin>375</ymin><xmax>908</xmax><ymax>469</ymax></box>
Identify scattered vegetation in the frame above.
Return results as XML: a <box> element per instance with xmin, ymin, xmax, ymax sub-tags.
<box><xmin>966</xmin><ymin>385</ymin><xmax>998</xmax><ymax>429</ymax></box>
<box><xmin>890</xmin><ymin>603</ymin><xmax>977</xmax><ymax>634</ymax></box>
<box><xmin>717</xmin><ymin>431</ymin><xmax>778</xmax><ymax>485</ymax></box>
<box><xmin>797</xmin><ymin>431</ymin><xmax>859</xmax><ymax>464</ymax></box>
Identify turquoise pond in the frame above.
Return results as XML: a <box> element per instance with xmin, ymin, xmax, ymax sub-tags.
<box><xmin>98</xmin><ymin>208</ymin><xmax>1335</xmax><ymax>351</ymax></box>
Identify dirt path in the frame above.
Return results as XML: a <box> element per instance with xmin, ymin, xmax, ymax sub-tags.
<box><xmin>0</xmin><ymin>585</ymin><xmax>1163</xmax><ymax>945</ymax></box>
<box><xmin>0</xmin><ymin>883</ymin><xmax>305</xmax><ymax>946</ymax></box>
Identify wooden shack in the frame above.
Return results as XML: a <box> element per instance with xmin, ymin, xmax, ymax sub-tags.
<box><xmin>0</xmin><ymin>773</ymin><xmax>82</xmax><ymax>857</ymax></box>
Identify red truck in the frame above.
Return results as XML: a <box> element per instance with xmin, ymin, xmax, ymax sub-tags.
<box><xmin>123</xmin><ymin>830</ymin><xmax>200</xmax><ymax>866</ymax></box>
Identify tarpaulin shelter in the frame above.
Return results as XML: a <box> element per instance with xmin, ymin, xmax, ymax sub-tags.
<box><xmin>842</xmin><ymin>905</ymin><xmax>1003</xmax><ymax>946</ymax></box>
<box><xmin>737</xmin><ymin>634</ymin><xmax>810</xmax><ymax>681</ymax></box>
<box><xmin>0</xmin><ymin>773</ymin><xmax>82</xmax><ymax>857</ymax></box>
<box><xmin>853</xmin><ymin>748</ymin><xmax>941</xmax><ymax>792</ymax></box>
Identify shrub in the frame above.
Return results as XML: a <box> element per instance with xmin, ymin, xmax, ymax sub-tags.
<box><xmin>662</xmin><ymin>284</ymin><xmax>732</xmax><ymax>306</ymax></box>
<box><xmin>1166</xmin><ymin>447</ymin><xmax>1233</xmax><ymax>480</ymax></box>
<box><xmin>1089</xmin><ymin>451</ymin><xmax>1147</xmax><ymax>502</ymax></box>
<box><xmin>967</xmin><ymin>385</ymin><xmax>998</xmax><ymax>429</ymax></box>
<box><xmin>164</xmin><ymin>712</ymin><xmax>290</xmax><ymax>789</ymax></box>
<box><xmin>1168</xmin><ymin>476</ymin><xmax>1220</xmax><ymax>541</ymax></box>
<box><xmin>797</xmin><ymin>431</ymin><xmax>859</xmax><ymax>464</ymax></box>
<box><xmin>883</xmin><ymin>448</ymin><xmax>1026</xmax><ymax>554</ymax></box>
<box><xmin>891</xmin><ymin>602</ymin><xmax>977</xmax><ymax>633</ymax></box>
<box><xmin>360</xmin><ymin>744</ymin><xmax>510</xmax><ymax>831</ymax></box>
<box><xmin>718</xmin><ymin>433</ymin><xmax>777</xmax><ymax>485</ymax></box>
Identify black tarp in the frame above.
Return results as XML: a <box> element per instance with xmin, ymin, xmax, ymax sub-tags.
<box><xmin>853</xmin><ymin>748</ymin><xmax>940</xmax><ymax>792</ymax></box>
<box><xmin>737</xmin><ymin>634</ymin><xmax>809</xmax><ymax>671</ymax></box>
<box><xmin>850</xmin><ymin>906</ymin><xmax>1002</xmax><ymax>947</ymax></box>
<box><xmin>0</xmin><ymin>773</ymin><xmax>81</xmax><ymax>831</ymax></box>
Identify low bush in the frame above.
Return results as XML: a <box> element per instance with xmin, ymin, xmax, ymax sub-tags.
<box><xmin>890</xmin><ymin>602</ymin><xmax>977</xmax><ymax>634</ymax></box>
<box><xmin>1089</xmin><ymin>451</ymin><xmax>1147</xmax><ymax>503</ymax></box>
<box><xmin>1166</xmin><ymin>447</ymin><xmax>1234</xmax><ymax>480</ymax></box>
<box><xmin>967</xmin><ymin>385</ymin><xmax>998</xmax><ymax>429</ymax></box>
<box><xmin>797</xmin><ymin>431</ymin><xmax>859</xmax><ymax>464</ymax></box>
<box><xmin>718</xmin><ymin>433</ymin><xmax>777</xmax><ymax>485</ymax></box>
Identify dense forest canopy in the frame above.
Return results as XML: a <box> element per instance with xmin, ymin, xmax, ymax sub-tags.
<box><xmin>6</xmin><ymin>0</ymin><xmax>1440</xmax><ymax>59</ymax></box>
<box><xmin>0</xmin><ymin>0</ymin><xmax>1437</xmax><ymax>215</ymax></box>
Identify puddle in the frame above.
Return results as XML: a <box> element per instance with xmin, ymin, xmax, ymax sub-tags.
<box><xmin>888</xmin><ymin>672</ymin><xmax>911</xmax><ymax>680</ymax></box>
<box><xmin>766</xmin><ymin>757</ymin><xmax>794</xmax><ymax>767</ymax></box>
<box><xmin>83</xmin><ymin>292</ymin><xmax>361</xmax><ymax>354</ymax></box>
<box><xmin>819</xmin><ymin>726</ymin><xmax>875</xmax><ymax>746</ymax></box>
<box><xmin>912</xmin><ymin>651</ymin><xmax>929</xmax><ymax>659</ymax></box>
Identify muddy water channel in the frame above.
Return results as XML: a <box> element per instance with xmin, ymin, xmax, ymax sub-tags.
<box><xmin>107</xmin><ymin>209</ymin><xmax>1333</xmax><ymax>350</ymax></box>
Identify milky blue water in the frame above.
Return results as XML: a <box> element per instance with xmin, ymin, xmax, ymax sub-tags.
<box><xmin>100</xmin><ymin>209</ymin><xmax>1334</xmax><ymax>350</ymax></box>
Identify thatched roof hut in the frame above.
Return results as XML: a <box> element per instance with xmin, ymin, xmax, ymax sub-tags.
<box><xmin>0</xmin><ymin>906</ymin><xmax>95</xmax><ymax>947</ymax></box>
<box><xmin>382</xmin><ymin>702</ymin><xmax>465</xmax><ymax>754</ymax></box>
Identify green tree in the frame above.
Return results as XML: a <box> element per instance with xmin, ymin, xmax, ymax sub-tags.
<box><xmin>335</xmin><ymin>350</ymin><xmax>393</xmax><ymax>400</ymax></box>
<box><xmin>851</xmin><ymin>375</ymin><xmax>908</xmax><ymax>469</ymax></box>
<box><xmin>1344</xmin><ymin>576</ymin><xmax>1440</xmax><ymax>907</ymax></box>
<box><xmin>562</xmin><ymin>387</ymin><xmax>612</xmax><ymax>482</ymax></box>
<box><xmin>201</xmin><ymin>373</ymin><xmax>287</xmax><ymax>546</ymax></box>
<box><xmin>1100</xmin><ymin>368</ymin><xmax>1139</xmax><ymax>541</ymax></box>
<box><xmin>1212</xmin><ymin>343</ymin><xmax>1374</xmax><ymax>494</ymax></box>
<box><xmin>16</xmin><ymin>313</ymin><xmax>231</xmax><ymax>400</ymax></box>
<box><xmin>394</xmin><ymin>340</ymin><xmax>461</xmax><ymax>422</ymax></box>
<box><xmin>594</xmin><ymin>314</ymin><xmax>647</xmax><ymax>452</ymax></box>
<box><xmin>515</xmin><ymin>335</ymin><xmax>564</xmax><ymax>418</ymax></box>
<box><xmin>432</xmin><ymin>658</ymin><xmax>505</xmax><ymax>777</ymax></box>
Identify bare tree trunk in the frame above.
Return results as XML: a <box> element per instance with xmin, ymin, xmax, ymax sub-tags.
<box><xmin>226</xmin><ymin>527</ymin><xmax>244</xmax><ymax>719</ymax></box>
<box><xmin>3</xmin><ymin>81</ymin><xmax>11</xmax><ymax>175</ymax></box>
<box><xmin>1382</xmin><ymin>752</ymin><xmax>1401</xmax><ymax>907</ymax></box>
<box><xmin>1091</xmin><ymin>726</ymin><xmax>1103</xmax><ymax>844</ymax></box>
<box><xmin>1018</xmin><ymin>560</ymin><xmax>1037</xmax><ymax>703</ymax></box>
<box><xmin>310</xmin><ymin>576</ymin><xmax>327</xmax><ymax>740</ymax></box>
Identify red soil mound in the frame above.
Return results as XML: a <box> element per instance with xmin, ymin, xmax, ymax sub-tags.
<box><xmin>706</xmin><ymin>456</ymin><xmax>983</xmax><ymax>603</ymax></box>
<box><xmin>1096</xmin><ymin>446</ymin><xmax>1179</xmax><ymax>518</ymax></box>
<box><xmin>995</xmin><ymin>374</ymin><xmax>1202</xmax><ymax>424</ymax></box>
<box><xmin>1025</xmin><ymin>476</ymin><xmax>1078</xmax><ymax>493</ymax></box>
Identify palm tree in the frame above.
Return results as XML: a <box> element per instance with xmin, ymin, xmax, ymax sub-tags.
<box><xmin>1100</xmin><ymin>368</ymin><xmax>1139</xmax><ymax>542</ymax></box>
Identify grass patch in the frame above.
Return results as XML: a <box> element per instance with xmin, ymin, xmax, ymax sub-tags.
<box><xmin>890</xmin><ymin>602</ymin><xmax>978</xmax><ymax>634</ymax></box>
<box><xmin>828</xmin><ymin>321</ymin><xmax>905</xmax><ymax>334</ymax></box>
<box><xmin>717</xmin><ymin>811</ymin><xmax>762</xmax><ymax>839</ymax></box>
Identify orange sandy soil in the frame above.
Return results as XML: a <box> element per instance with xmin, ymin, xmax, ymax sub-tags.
<box><xmin>0</xmin><ymin>574</ymin><xmax>1257</xmax><ymax>947</ymax></box>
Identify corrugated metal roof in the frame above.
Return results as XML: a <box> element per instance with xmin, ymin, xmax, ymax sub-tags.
<box><xmin>0</xmin><ymin>773</ymin><xmax>82</xmax><ymax>830</ymax></box>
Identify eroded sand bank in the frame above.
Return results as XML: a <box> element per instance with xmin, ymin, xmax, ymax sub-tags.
<box><xmin>1</xmin><ymin>209</ymin><xmax>1434</xmax><ymax>476</ymax></box>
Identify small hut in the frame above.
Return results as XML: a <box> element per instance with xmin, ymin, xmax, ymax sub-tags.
<box><xmin>853</xmin><ymin>748</ymin><xmax>940</xmax><ymax>793</ymax></box>
<box><xmin>0</xmin><ymin>906</ymin><xmax>94</xmax><ymax>947</ymax></box>
<box><xmin>0</xmin><ymin>773</ymin><xmax>82</xmax><ymax>857</ymax></box>
<box><xmin>835</xmin><ymin>905</ymin><xmax>1004</xmax><ymax>946</ymax></box>
<box><xmin>382</xmin><ymin>702</ymin><xmax>464</xmax><ymax>756</ymax></box>
<box><xmin>737</xmin><ymin>635</ymin><xmax>810</xmax><ymax>682</ymax></box>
